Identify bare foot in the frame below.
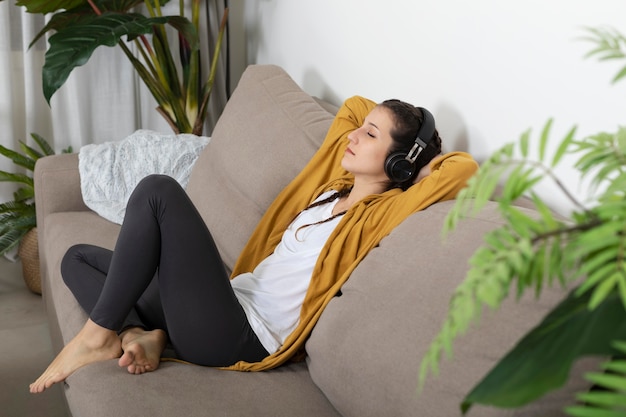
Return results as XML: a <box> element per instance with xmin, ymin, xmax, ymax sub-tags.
<box><xmin>30</xmin><ymin>319</ymin><xmax>122</xmax><ymax>393</ymax></box>
<box><xmin>118</xmin><ymin>327</ymin><xmax>167</xmax><ymax>375</ymax></box>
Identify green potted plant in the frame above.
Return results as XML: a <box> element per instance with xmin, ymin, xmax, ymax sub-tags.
<box><xmin>1</xmin><ymin>0</ymin><xmax>228</xmax><ymax>135</ymax></box>
<box><xmin>419</xmin><ymin>26</ymin><xmax>626</xmax><ymax>415</ymax></box>
<box><xmin>0</xmin><ymin>133</ymin><xmax>71</xmax><ymax>294</ymax></box>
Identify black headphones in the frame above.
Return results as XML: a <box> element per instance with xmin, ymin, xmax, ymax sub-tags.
<box><xmin>383</xmin><ymin>107</ymin><xmax>436</xmax><ymax>183</ymax></box>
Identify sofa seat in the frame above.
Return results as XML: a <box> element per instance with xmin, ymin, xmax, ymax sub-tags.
<box><xmin>64</xmin><ymin>359</ymin><xmax>339</xmax><ymax>417</ymax></box>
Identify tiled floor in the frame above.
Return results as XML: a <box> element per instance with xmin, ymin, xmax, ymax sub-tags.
<box><xmin>0</xmin><ymin>256</ymin><xmax>68</xmax><ymax>416</ymax></box>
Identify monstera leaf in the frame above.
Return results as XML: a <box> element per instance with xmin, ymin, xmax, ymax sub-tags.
<box><xmin>14</xmin><ymin>0</ymin><xmax>165</xmax><ymax>14</ymax></box>
<box><xmin>42</xmin><ymin>12</ymin><xmax>195</xmax><ymax>103</ymax></box>
<box><xmin>15</xmin><ymin>0</ymin><xmax>86</xmax><ymax>14</ymax></box>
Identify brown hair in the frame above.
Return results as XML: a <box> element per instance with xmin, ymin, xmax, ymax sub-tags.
<box><xmin>379</xmin><ymin>99</ymin><xmax>443</xmax><ymax>190</ymax></box>
<box><xmin>294</xmin><ymin>188</ymin><xmax>351</xmax><ymax>240</ymax></box>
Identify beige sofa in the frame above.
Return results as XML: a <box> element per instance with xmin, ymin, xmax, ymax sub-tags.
<box><xmin>35</xmin><ymin>64</ymin><xmax>592</xmax><ymax>417</ymax></box>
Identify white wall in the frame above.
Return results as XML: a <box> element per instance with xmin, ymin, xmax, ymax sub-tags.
<box><xmin>235</xmin><ymin>0</ymin><xmax>624</xmax><ymax>214</ymax></box>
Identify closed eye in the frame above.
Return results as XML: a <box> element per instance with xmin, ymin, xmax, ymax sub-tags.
<box><xmin>365</xmin><ymin>120</ymin><xmax>380</xmax><ymax>138</ymax></box>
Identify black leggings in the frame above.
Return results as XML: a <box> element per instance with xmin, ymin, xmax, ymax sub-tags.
<box><xmin>61</xmin><ymin>175</ymin><xmax>269</xmax><ymax>367</ymax></box>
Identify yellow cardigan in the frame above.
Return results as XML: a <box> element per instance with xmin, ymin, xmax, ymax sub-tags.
<box><xmin>225</xmin><ymin>96</ymin><xmax>478</xmax><ymax>371</ymax></box>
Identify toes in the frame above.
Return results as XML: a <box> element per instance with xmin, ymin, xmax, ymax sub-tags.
<box><xmin>118</xmin><ymin>351</ymin><xmax>135</xmax><ymax>368</ymax></box>
<box><xmin>30</xmin><ymin>373</ymin><xmax>59</xmax><ymax>394</ymax></box>
<box><xmin>129</xmin><ymin>365</ymin><xmax>144</xmax><ymax>375</ymax></box>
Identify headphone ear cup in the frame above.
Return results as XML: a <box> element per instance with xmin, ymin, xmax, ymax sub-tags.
<box><xmin>385</xmin><ymin>152</ymin><xmax>415</xmax><ymax>183</ymax></box>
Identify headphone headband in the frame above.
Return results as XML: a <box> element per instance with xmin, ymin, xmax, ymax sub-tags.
<box><xmin>409</xmin><ymin>107</ymin><xmax>435</xmax><ymax>160</ymax></box>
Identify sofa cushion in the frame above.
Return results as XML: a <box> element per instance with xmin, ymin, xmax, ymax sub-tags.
<box><xmin>64</xmin><ymin>361</ymin><xmax>340</xmax><ymax>417</ymax></box>
<box><xmin>186</xmin><ymin>65</ymin><xmax>336</xmax><ymax>270</ymax></box>
<box><xmin>306</xmin><ymin>200</ymin><xmax>596</xmax><ymax>417</ymax></box>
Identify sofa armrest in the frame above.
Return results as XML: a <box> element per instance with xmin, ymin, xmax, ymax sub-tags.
<box><xmin>34</xmin><ymin>153</ymin><xmax>90</xmax><ymax>300</ymax></box>
<box><xmin>34</xmin><ymin>153</ymin><xmax>89</xmax><ymax>229</ymax></box>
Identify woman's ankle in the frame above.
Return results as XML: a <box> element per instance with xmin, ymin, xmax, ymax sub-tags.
<box><xmin>81</xmin><ymin>319</ymin><xmax>120</xmax><ymax>348</ymax></box>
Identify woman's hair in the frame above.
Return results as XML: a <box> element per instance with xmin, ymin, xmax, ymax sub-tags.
<box><xmin>378</xmin><ymin>99</ymin><xmax>443</xmax><ymax>190</ymax></box>
<box><xmin>294</xmin><ymin>188</ymin><xmax>351</xmax><ymax>240</ymax></box>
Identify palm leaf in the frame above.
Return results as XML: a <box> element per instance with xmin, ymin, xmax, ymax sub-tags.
<box><xmin>18</xmin><ymin>141</ymin><xmax>45</xmax><ymax>163</ymax></box>
<box><xmin>12</xmin><ymin>187</ymin><xmax>35</xmax><ymax>203</ymax></box>
<box><xmin>0</xmin><ymin>227</ymin><xmax>29</xmax><ymax>255</ymax></box>
<box><xmin>0</xmin><ymin>213</ymin><xmax>37</xmax><ymax>230</ymax></box>
<box><xmin>0</xmin><ymin>200</ymin><xmax>35</xmax><ymax>256</ymax></box>
<box><xmin>0</xmin><ymin>200</ymin><xmax>35</xmax><ymax>215</ymax></box>
<box><xmin>29</xmin><ymin>132</ymin><xmax>56</xmax><ymax>156</ymax></box>
<box><xmin>551</xmin><ymin>125</ymin><xmax>577</xmax><ymax>167</ymax></box>
<box><xmin>574</xmin><ymin>130</ymin><xmax>626</xmax><ymax>194</ymax></box>
<box><xmin>612</xmin><ymin>66</ymin><xmax>626</xmax><ymax>83</ymax></box>
<box><xmin>0</xmin><ymin>144</ymin><xmax>35</xmax><ymax>170</ymax></box>
<box><xmin>0</xmin><ymin>172</ymin><xmax>34</xmax><ymax>187</ymax></box>
<box><xmin>565</xmin><ymin>341</ymin><xmax>626</xmax><ymax>416</ymax></box>
<box><xmin>582</xmin><ymin>26</ymin><xmax>626</xmax><ymax>85</ymax></box>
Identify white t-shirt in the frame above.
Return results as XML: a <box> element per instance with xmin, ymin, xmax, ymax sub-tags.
<box><xmin>231</xmin><ymin>191</ymin><xmax>343</xmax><ymax>354</ymax></box>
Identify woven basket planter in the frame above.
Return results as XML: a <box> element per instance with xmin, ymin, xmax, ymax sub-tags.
<box><xmin>18</xmin><ymin>227</ymin><xmax>41</xmax><ymax>295</ymax></box>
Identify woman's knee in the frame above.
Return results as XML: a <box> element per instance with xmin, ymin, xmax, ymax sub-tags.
<box><xmin>128</xmin><ymin>175</ymin><xmax>184</xmax><ymax>206</ymax></box>
<box><xmin>136</xmin><ymin>174</ymin><xmax>180</xmax><ymax>193</ymax></box>
<box><xmin>61</xmin><ymin>244</ymin><xmax>111</xmax><ymax>285</ymax></box>
<box><xmin>60</xmin><ymin>244</ymin><xmax>91</xmax><ymax>286</ymax></box>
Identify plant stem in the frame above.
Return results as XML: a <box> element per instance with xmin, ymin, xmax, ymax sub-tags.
<box><xmin>192</xmin><ymin>0</ymin><xmax>200</xmax><ymax>28</ymax></box>
<box><xmin>134</xmin><ymin>39</ymin><xmax>159</xmax><ymax>81</ymax></box>
<box><xmin>156</xmin><ymin>107</ymin><xmax>180</xmax><ymax>134</ymax></box>
<box><xmin>531</xmin><ymin>218</ymin><xmax>603</xmax><ymax>244</ymax></box>
<box><xmin>194</xmin><ymin>8</ymin><xmax>228</xmax><ymax>135</ymax></box>
<box><xmin>154</xmin><ymin>0</ymin><xmax>163</xmax><ymax>17</ymax></box>
<box><xmin>87</xmin><ymin>0</ymin><xmax>102</xmax><ymax>15</ymax></box>
<box><xmin>509</xmin><ymin>158</ymin><xmax>590</xmax><ymax>214</ymax></box>
<box><xmin>144</xmin><ymin>0</ymin><xmax>156</xmax><ymax>17</ymax></box>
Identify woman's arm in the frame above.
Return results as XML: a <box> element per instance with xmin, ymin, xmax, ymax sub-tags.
<box><xmin>407</xmin><ymin>151</ymin><xmax>478</xmax><ymax>208</ymax></box>
<box><xmin>325</xmin><ymin>96</ymin><xmax>377</xmax><ymax>147</ymax></box>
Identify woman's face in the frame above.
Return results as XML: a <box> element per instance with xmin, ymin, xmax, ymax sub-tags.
<box><xmin>342</xmin><ymin>105</ymin><xmax>395</xmax><ymax>184</ymax></box>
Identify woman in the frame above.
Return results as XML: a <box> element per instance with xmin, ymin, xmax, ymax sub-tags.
<box><xmin>30</xmin><ymin>96</ymin><xmax>478</xmax><ymax>393</ymax></box>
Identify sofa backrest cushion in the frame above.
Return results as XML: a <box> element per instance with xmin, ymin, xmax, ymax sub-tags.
<box><xmin>186</xmin><ymin>65</ymin><xmax>335</xmax><ymax>270</ymax></box>
<box><xmin>305</xmin><ymin>199</ymin><xmax>597</xmax><ymax>417</ymax></box>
